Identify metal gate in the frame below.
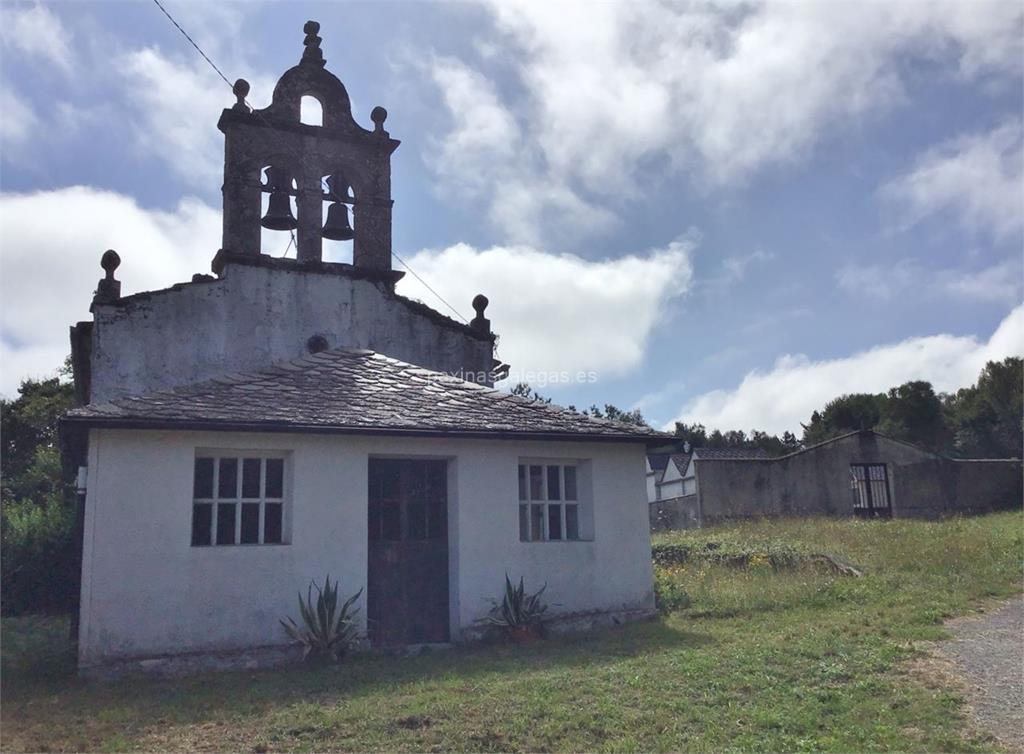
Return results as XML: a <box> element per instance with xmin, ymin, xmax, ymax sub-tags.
<box><xmin>850</xmin><ymin>464</ymin><xmax>891</xmax><ymax>518</ymax></box>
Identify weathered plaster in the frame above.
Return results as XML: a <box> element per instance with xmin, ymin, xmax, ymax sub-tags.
<box><xmin>88</xmin><ymin>259</ymin><xmax>494</xmax><ymax>403</ymax></box>
<box><xmin>677</xmin><ymin>432</ymin><xmax>1022</xmax><ymax>525</ymax></box>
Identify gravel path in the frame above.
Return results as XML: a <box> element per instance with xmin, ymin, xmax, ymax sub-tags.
<box><xmin>936</xmin><ymin>595</ymin><xmax>1023</xmax><ymax>752</ymax></box>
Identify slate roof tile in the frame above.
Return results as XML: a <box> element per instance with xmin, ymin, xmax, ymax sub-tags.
<box><xmin>692</xmin><ymin>447</ymin><xmax>772</xmax><ymax>460</ymax></box>
<box><xmin>66</xmin><ymin>348</ymin><xmax>664</xmax><ymax>442</ymax></box>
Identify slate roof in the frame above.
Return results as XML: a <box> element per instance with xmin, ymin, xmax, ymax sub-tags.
<box><xmin>647</xmin><ymin>453</ymin><xmax>672</xmax><ymax>473</ymax></box>
<box><xmin>692</xmin><ymin>447</ymin><xmax>772</xmax><ymax>461</ymax></box>
<box><xmin>669</xmin><ymin>452</ymin><xmax>692</xmax><ymax>475</ymax></box>
<box><xmin>64</xmin><ymin>348</ymin><xmax>665</xmax><ymax>442</ymax></box>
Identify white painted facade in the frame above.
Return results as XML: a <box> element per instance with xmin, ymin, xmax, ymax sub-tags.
<box><xmin>78</xmin><ymin>428</ymin><xmax>655</xmax><ymax>668</ymax></box>
<box><xmin>645</xmin><ymin>458</ymin><xmax>659</xmax><ymax>502</ymax></box>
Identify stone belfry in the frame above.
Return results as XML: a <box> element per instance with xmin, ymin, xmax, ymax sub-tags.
<box><xmin>70</xmin><ymin>20</ymin><xmax>499</xmax><ymax>408</ymax></box>
<box><xmin>218</xmin><ymin>20</ymin><xmax>399</xmax><ymax>270</ymax></box>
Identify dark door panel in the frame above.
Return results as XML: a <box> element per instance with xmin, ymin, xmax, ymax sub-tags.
<box><xmin>367</xmin><ymin>459</ymin><xmax>449</xmax><ymax>646</ymax></box>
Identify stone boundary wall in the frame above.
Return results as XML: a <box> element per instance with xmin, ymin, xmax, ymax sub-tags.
<box><xmin>649</xmin><ymin>495</ymin><xmax>700</xmax><ymax>531</ymax></box>
<box><xmin>654</xmin><ymin>432</ymin><xmax>1021</xmax><ymax>531</ymax></box>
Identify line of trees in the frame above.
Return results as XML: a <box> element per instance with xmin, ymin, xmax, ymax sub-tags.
<box><xmin>513</xmin><ymin>357</ymin><xmax>1022</xmax><ymax>460</ymax></box>
<box><xmin>674</xmin><ymin>357</ymin><xmax>1022</xmax><ymax>459</ymax></box>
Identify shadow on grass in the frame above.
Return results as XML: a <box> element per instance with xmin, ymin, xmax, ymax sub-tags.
<box><xmin>3</xmin><ymin>615</ymin><xmax>712</xmax><ymax>726</ymax></box>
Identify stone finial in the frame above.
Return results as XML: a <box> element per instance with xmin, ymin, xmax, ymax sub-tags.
<box><xmin>301</xmin><ymin>20</ymin><xmax>325</xmax><ymax>68</ymax></box>
<box><xmin>93</xmin><ymin>249</ymin><xmax>122</xmax><ymax>307</ymax></box>
<box><xmin>371</xmin><ymin>106</ymin><xmax>388</xmax><ymax>135</ymax></box>
<box><xmin>232</xmin><ymin>79</ymin><xmax>250</xmax><ymax>112</ymax></box>
<box><xmin>470</xmin><ymin>294</ymin><xmax>490</xmax><ymax>334</ymax></box>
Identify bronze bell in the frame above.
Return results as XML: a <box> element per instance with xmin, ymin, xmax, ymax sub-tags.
<box><xmin>260</xmin><ymin>167</ymin><xmax>297</xmax><ymax>231</ymax></box>
<box><xmin>261</xmin><ymin>191</ymin><xmax>298</xmax><ymax>231</ymax></box>
<box><xmin>322</xmin><ymin>172</ymin><xmax>355</xmax><ymax>241</ymax></box>
<box><xmin>322</xmin><ymin>202</ymin><xmax>354</xmax><ymax>241</ymax></box>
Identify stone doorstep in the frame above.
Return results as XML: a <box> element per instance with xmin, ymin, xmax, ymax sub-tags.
<box><xmin>78</xmin><ymin>607</ymin><xmax>657</xmax><ymax>680</ymax></box>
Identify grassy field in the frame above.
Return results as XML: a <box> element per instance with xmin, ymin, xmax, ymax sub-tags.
<box><xmin>2</xmin><ymin>512</ymin><xmax>1021</xmax><ymax>752</ymax></box>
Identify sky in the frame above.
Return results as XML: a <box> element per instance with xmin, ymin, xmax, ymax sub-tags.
<box><xmin>0</xmin><ymin>0</ymin><xmax>1021</xmax><ymax>435</ymax></box>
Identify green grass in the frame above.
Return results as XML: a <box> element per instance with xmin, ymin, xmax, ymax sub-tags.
<box><xmin>3</xmin><ymin>512</ymin><xmax>1021</xmax><ymax>752</ymax></box>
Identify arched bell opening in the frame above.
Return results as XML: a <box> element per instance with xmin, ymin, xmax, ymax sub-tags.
<box><xmin>299</xmin><ymin>95</ymin><xmax>323</xmax><ymax>127</ymax></box>
<box><xmin>320</xmin><ymin>171</ymin><xmax>355</xmax><ymax>264</ymax></box>
<box><xmin>260</xmin><ymin>166</ymin><xmax>299</xmax><ymax>257</ymax></box>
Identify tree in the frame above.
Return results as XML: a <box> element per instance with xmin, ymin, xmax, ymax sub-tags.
<box><xmin>1</xmin><ymin>377</ymin><xmax>74</xmax><ymax>504</ymax></box>
<box><xmin>508</xmin><ymin>382</ymin><xmax>550</xmax><ymax>404</ymax></box>
<box><xmin>673</xmin><ymin>422</ymin><xmax>708</xmax><ymax>447</ymax></box>
<box><xmin>802</xmin><ymin>393</ymin><xmax>883</xmax><ymax>445</ymax></box>
<box><xmin>587</xmin><ymin>404</ymin><xmax>648</xmax><ymax>427</ymax></box>
<box><xmin>945</xmin><ymin>357</ymin><xmax>1023</xmax><ymax>458</ymax></box>
<box><xmin>1</xmin><ymin>375</ymin><xmax>78</xmax><ymax>615</ymax></box>
<box><xmin>878</xmin><ymin>380</ymin><xmax>949</xmax><ymax>451</ymax></box>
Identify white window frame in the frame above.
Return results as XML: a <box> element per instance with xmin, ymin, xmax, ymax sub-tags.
<box><xmin>191</xmin><ymin>451</ymin><xmax>289</xmax><ymax>547</ymax></box>
<box><xmin>517</xmin><ymin>460</ymin><xmax>586</xmax><ymax>542</ymax></box>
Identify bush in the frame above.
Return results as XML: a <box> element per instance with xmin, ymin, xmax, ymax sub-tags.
<box><xmin>1</xmin><ymin>495</ymin><xmax>78</xmax><ymax>615</ymax></box>
<box><xmin>479</xmin><ymin>575</ymin><xmax>549</xmax><ymax>641</ymax></box>
<box><xmin>280</xmin><ymin>575</ymin><xmax>362</xmax><ymax>662</ymax></box>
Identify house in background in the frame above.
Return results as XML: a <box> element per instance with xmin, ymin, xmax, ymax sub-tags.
<box><xmin>61</xmin><ymin>22</ymin><xmax>659</xmax><ymax>677</ymax></box>
<box><xmin>644</xmin><ymin>446</ymin><xmax>676</xmax><ymax>502</ymax></box>
<box><xmin>650</xmin><ymin>430</ymin><xmax>1021</xmax><ymax>531</ymax></box>
<box><xmin>655</xmin><ymin>447</ymin><xmax>771</xmax><ymax>502</ymax></box>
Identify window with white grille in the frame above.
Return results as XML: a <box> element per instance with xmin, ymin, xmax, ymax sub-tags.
<box><xmin>518</xmin><ymin>462</ymin><xmax>586</xmax><ymax>542</ymax></box>
<box><xmin>191</xmin><ymin>453</ymin><xmax>288</xmax><ymax>546</ymax></box>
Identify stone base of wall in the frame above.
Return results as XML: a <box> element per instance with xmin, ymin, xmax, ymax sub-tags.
<box><xmin>79</xmin><ymin>643</ymin><xmax>306</xmax><ymax>680</ymax></box>
<box><xmin>650</xmin><ymin>495</ymin><xmax>700</xmax><ymax>531</ymax></box>
<box><xmin>81</xmin><ymin>607</ymin><xmax>658</xmax><ymax>680</ymax></box>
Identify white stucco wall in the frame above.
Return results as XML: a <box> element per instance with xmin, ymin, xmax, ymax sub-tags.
<box><xmin>658</xmin><ymin>479</ymin><xmax>684</xmax><ymax>499</ymax></box>
<box><xmin>78</xmin><ymin>429</ymin><xmax>654</xmax><ymax>667</ymax></box>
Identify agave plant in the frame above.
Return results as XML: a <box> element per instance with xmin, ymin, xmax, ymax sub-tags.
<box><xmin>481</xmin><ymin>575</ymin><xmax>548</xmax><ymax>639</ymax></box>
<box><xmin>280</xmin><ymin>575</ymin><xmax>363</xmax><ymax>662</ymax></box>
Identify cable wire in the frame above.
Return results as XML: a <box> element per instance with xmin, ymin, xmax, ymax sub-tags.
<box><xmin>391</xmin><ymin>250</ymin><xmax>469</xmax><ymax>323</ymax></box>
<box><xmin>151</xmin><ymin>0</ymin><xmax>233</xmax><ymax>88</ymax></box>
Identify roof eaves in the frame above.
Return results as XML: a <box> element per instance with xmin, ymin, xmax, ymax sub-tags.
<box><xmin>58</xmin><ymin>414</ymin><xmax>660</xmax><ymax>443</ymax></box>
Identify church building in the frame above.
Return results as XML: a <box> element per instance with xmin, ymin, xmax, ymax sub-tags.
<box><xmin>62</xmin><ymin>22</ymin><xmax>657</xmax><ymax>676</ymax></box>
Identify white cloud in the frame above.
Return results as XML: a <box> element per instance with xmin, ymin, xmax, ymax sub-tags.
<box><xmin>427</xmin><ymin>0</ymin><xmax>1023</xmax><ymax>240</ymax></box>
<box><xmin>398</xmin><ymin>237</ymin><xmax>694</xmax><ymax>380</ymax></box>
<box><xmin>880</xmin><ymin>122</ymin><xmax>1024</xmax><ymax>240</ymax></box>
<box><xmin>0</xmin><ymin>185</ymin><xmax>691</xmax><ymax>396</ymax></box>
<box><xmin>669</xmin><ymin>304</ymin><xmax>1024</xmax><ymax>435</ymax></box>
<box><xmin>837</xmin><ymin>257</ymin><xmax>1022</xmax><ymax>305</ymax></box>
<box><xmin>427</xmin><ymin>56</ymin><xmax>614</xmax><ymax>244</ymax></box>
<box><xmin>115</xmin><ymin>48</ymin><xmax>275</xmax><ymax>190</ymax></box>
<box><xmin>721</xmin><ymin>249</ymin><xmax>775</xmax><ymax>283</ymax></box>
<box><xmin>0</xmin><ymin>2</ymin><xmax>74</xmax><ymax>72</ymax></box>
<box><xmin>0</xmin><ymin>187</ymin><xmax>220</xmax><ymax>396</ymax></box>
<box><xmin>0</xmin><ymin>86</ymin><xmax>38</xmax><ymax>148</ymax></box>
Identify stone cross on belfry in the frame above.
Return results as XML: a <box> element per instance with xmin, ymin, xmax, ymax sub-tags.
<box><xmin>217</xmin><ymin>20</ymin><xmax>400</xmax><ymax>270</ymax></box>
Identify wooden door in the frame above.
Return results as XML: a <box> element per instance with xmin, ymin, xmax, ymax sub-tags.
<box><xmin>367</xmin><ymin>459</ymin><xmax>449</xmax><ymax>646</ymax></box>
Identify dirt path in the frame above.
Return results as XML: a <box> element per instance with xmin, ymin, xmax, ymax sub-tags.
<box><xmin>936</xmin><ymin>595</ymin><xmax>1023</xmax><ymax>752</ymax></box>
